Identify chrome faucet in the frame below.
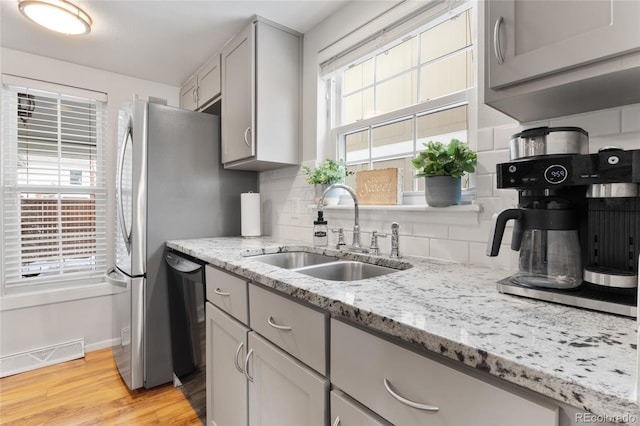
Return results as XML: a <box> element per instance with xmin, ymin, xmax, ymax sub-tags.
<box><xmin>319</xmin><ymin>183</ymin><xmax>361</xmax><ymax>248</ymax></box>
<box><xmin>390</xmin><ymin>222</ymin><xmax>400</xmax><ymax>258</ymax></box>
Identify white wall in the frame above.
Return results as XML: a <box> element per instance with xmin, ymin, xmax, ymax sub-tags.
<box><xmin>258</xmin><ymin>2</ymin><xmax>640</xmax><ymax>274</ymax></box>
<box><xmin>0</xmin><ymin>48</ymin><xmax>180</xmax><ymax>362</ymax></box>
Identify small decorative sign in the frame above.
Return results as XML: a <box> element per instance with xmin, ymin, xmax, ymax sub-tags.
<box><xmin>355</xmin><ymin>168</ymin><xmax>403</xmax><ymax>205</ymax></box>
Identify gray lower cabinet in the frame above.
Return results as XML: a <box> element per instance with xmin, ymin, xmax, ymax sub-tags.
<box><xmin>331</xmin><ymin>389</ymin><xmax>391</xmax><ymax>426</ymax></box>
<box><xmin>331</xmin><ymin>318</ymin><xmax>559</xmax><ymax>426</ymax></box>
<box><xmin>247</xmin><ymin>332</ymin><xmax>328</xmax><ymax>425</ymax></box>
<box><xmin>206</xmin><ymin>303</ymin><xmax>248</xmax><ymax>426</ymax></box>
<box><xmin>205</xmin><ymin>265</ymin><xmax>566</xmax><ymax>426</ymax></box>
<box><xmin>205</xmin><ymin>266</ymin><xmax>328</xmax><ymax>426</ymax></box>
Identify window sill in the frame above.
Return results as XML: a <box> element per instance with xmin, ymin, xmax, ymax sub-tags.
<box><xmin>311</xmin><ymin>203</ymin><xmax>482</xmax><ymax>225</ymax></box>
<box><xmin>0</xmin><ymin>281</ymin><xmax>115</xmax><ymax>312</ymax></box>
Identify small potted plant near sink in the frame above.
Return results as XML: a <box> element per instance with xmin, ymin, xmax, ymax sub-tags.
<box><xmin>302</xmin><ymin>158</ymin><xmax>353</xmax><ymax>204</ymax></box>
<box><xmin>411</xmin><ymin>139</ymin><xmax>477</xmax><ymax>207</ymax></box>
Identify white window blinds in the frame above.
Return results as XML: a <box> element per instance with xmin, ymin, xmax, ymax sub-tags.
<box><xmin>2</xmin><ymin>82</ymin><xmax>107</xmax><ymax>289</ymax></box>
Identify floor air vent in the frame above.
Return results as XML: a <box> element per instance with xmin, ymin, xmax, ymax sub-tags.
<box><xmin>0</xmin><ymin>339</ymin><xmax>85</xmax><ymax>378</ymax></box>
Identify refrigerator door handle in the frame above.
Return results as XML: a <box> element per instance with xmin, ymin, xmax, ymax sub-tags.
<box><xmin>117</xmin><ymin>116</ymin><xmax>133</xmax><ymax>254</ymax></box>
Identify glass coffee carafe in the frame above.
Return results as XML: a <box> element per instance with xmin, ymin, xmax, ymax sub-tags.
<box><xmin>512</xmin><ymin>228</ymin><xmax>582</xmax><ymax>288</ymax></box>
<box><xmin>487</xmin><ymin>204</ymin><xmax>583</xmax><ymax>289</ymax></box>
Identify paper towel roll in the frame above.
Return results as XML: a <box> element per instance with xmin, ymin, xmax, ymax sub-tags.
<box><xmin>241</xmin><ymin>192</ymin><xmax>261</xmax><ymax>237</ymax></box>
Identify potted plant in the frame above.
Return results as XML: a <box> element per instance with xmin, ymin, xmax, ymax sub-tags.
<box><xmin>411</xmin><ymin>139</ymin><xmax>477</xmax><ymax>207</ymax></box>
<box><xmin>302</xmin><ymin>158</ymin><xmax>353</xmax><ymax>204</ymax></box>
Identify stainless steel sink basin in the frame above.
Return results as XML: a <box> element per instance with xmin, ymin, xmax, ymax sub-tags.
<box><xmin>249</xmin><ymin>252</ymin><xmax>339</xmax><ymax>269</ymax></box>
<box><xmin>295</xmin><ymin>260</ymin><xmax>399</xmax><ymax>281</ymax></box>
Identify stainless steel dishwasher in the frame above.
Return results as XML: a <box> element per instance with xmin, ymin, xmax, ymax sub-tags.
<box><xmin>165</xmin><ymin>248</ymin><xmax>206</xmax><ymax>382</ymax></box>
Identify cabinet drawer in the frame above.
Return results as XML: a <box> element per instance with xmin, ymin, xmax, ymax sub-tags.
<box><xmin>331</xmin><ymin>389</ymin><xmax>391</xmax><ymax>426</ymax></box>
<box><xmin>205</xmin><ymin>266</ymin><xmax>248</xmax><ymax>324</ymax></box>
<box><xmin>331</xmin><ymin>319</ymin><xmax>558</xmax><ymax>426</ymax></box>
<box><xmin>249</xmin><ymin>284</ymin><xmax>327</xmax><ymax>375</ymax></box>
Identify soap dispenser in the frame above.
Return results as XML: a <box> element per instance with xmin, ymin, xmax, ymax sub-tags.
<box><xmin>313</xmin><ymin>210</ymin><xmax>328</xmax><ymax>247</ymax></box>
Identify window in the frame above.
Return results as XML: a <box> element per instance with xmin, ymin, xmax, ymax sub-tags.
<box><xmin>329</xmin><ymin>6</ymin><xmax>474</xmax><ymax>194</ymax></box>
<box><xmin>2</xmin><ymin>82</ymin><xmax>107</xmax><ymax>291</ymax></box>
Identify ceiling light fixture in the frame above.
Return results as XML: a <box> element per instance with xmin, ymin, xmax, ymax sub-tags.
<box><xmin>18</xmin><ymin>0</ymin><xmax>92</xmax><ymax>35</ymax></box>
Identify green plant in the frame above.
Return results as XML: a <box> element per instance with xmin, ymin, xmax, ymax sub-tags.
<box><xmin>302</xmin><ymin>159</ymin><xmax>353</xmax><ymax>185</ymax></box>
<box><xmin>411</xmin><ymin>139</ymin><xmax>477</xmax><ymax>178</ymax></box>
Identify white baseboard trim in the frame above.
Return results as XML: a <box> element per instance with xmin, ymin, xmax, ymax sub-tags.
<box><xmin>85</xmin><ymin>337</ymin><xmax>120</xmax><ymax>353</ymax></box>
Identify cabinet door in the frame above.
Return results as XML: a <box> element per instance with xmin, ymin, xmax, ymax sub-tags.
<box><xmin>180</xmin><ymin>75</ymin><xmax>198</xmax><ymax>111</ymax></box>
<box><xmin>221</xmin><ymin>23</ymin><xmax>254</xmax><ymax>164</ymax></box>
<box><xmin>487</xmin><ymin>0</ymin><xmax>640</xmax><ymax>89</ymax></box>
<box><xmin>206</xmin><ymin>303</ymin><xmax>249</xmax><ymax>426</ymax></box>
<box><xmin>198</xmin><ymin>54</ymin><xmax>221</xmax><ymax>108</ymax></box>
<box><xmin>331</xmin><ymin>389</ymin><xmax>392</xmax><ymax>426</ymax></box>
<box><xmin>247</xmin><ymin>332</ymin><xmax>328</xmax><ymax>426</ymax></box>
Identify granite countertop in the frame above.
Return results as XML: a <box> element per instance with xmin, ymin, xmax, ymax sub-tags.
<box><xmin>166</xmin><ymin>236</ymin><xmax>639</xmax><ymax>421</ymax></box>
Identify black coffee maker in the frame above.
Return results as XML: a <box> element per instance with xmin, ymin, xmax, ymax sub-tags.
<box><xmin>487</xmin><ymin>126</ymin><xmax>640</xmax><ymax>317</ymax></box>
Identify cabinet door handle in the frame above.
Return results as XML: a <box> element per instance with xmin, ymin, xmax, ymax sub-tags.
<box><xmin>243</xmin><ymin>126</ymin><xmax>252</xmax><ymax>147</ymax></box>
<box><xmin>214</xmin><ymin>288</ymin><xmax>230</xmax><ymax>296</ymax></box>
<box><xmin>233</xmin><ymin>342</ymin><xmax>245</xmax><ymax>374</ymax></box>
<box><xmin>267</xmin><ymin>315</ymin><xmax>292</xmax><ymax>331</ymax></box>
<box><xmin>244</xmin><ymin>349</ymin><xmax>254</xmax><ymax>382</ymax></box>
<box><xmin>332</xmin><ymin>416</ymin><xmax>341</xmax><ymax>426</ymax></box>
<box><xmin>493</xmin><ymin>16</ymin><xmax>505</xmax><ymax>65</ymax></box>
<box><xmin>383</xmin><ymin>378</ymin><xmax>439</xmax><ymax>412</ymax></box>
<box><xmin>192</xmin><ymin>87</ymin><xmax>198</xmax><ymax>103</ymax></box>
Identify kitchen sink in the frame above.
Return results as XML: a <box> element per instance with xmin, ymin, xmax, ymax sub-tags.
<box><xmin>248</xmin><ymin>252</ymin><xmax>339</xmax><ymax>269</ymax></box>
<box><xmin>294</xmin><ymin>260</ymin><xmax>399</xmax><ymax>281</ymax></box>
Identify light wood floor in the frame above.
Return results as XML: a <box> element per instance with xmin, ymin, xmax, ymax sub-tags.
<box><xmin>0</xmin><ymin>348</ymin><xmax>202</xmax><ymax>425</ymax></box>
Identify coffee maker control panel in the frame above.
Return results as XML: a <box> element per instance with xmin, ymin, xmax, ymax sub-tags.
<box><xmin>497</xmin><ymin>149</ymin><xmax>640</xmax><ymax>189</ymax></box>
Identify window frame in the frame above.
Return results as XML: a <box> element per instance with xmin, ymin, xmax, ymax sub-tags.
<box><xmin>1</xmin><ymin>80</ymin><xmax>108</xmax><ymax>294</ymax></box>
<box><xmin>327</xmin><ymin>3</ymin><xmax>476</xmax><ymax>196</ymax></box>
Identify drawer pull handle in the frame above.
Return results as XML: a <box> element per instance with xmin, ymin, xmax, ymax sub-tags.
<box><xmin>214</xmin><ymin>288</ymin><xmax>230</xmax><ymax>296</ymax></box>
<box><xmin>383</xmin><ymin>378</ymin><xmax>439</xmax><ymax>412</ymax></box>
<box><xmin>233</xmin><ymin>342</ymin><xmax>244</xmax><ymax>374</ymax></box>
<box><xmin>332</xmin><ymin>416</ymin><xmax>341</xmax><ymax>426</ymax></box>
<box><xmin>244</xmin><ymin>349</ymin><xmax>254</xmax><ymax>382</ymax></box>
<box><xmin>267</xmin><ymin>315</ymin><xmax>292</xmax><ymax>331</ymax></box>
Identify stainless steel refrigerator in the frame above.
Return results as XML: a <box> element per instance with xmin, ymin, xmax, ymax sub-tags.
<box><xmin>106</xmin><ymin>98</ymin><xmax>257</xmax><ymax>390</ymax></box>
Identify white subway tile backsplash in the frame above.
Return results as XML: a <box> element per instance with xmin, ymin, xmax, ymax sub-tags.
<box><xmin>469</xmin><ymin>242</ymin><xmax>512</xmax><ymax>270</ymax></box>
<box><xmin>476</xmin><ymin>150</ymin><xmax>509</xmax><ymax>175</ymax></box>
<box><xmin>411</xmin><ymin>221</ymin><xmax>449</xmax><ymax>239</ymax></box>
<box><xmin>622</xmin><ymin>104</ymin><xmax>640</xmax><ymax>133</ymax></box>
<box><xmin>493</xmin><ymin>125</ymin><xmax>520</xmax><ymax>150</ymax></box>
<box><xmin>477</xmin><ymin>128</ymin><xmax>494</xmax><ymax>152</ymax></box>
<box><xmin>260</xmin><ymin>104</ymin><xmax>633</xmax><ymax>267</ymax></box>
<box><xmin>475</xmin><ymin>174</ymin><xmax>494</xmax><ymax>198</ymax></box>
<box><xmin>430</xmin><ymin>239</ymin><xmax>469</xmax><ymax>263</ymax></box>
<box><xmin>399</xmin><ymin>236</ymin><xmax>430</xmax><ymax>258</ymax></box>
<box><xmin>448</xmin><ymin>221</ymin><xmax>493</xmax><ymax>243</ymax></box>
<box><xmin>550</xmin><ymin>108</ymin><xmax>620</xmax><ymax>137</ymax></box>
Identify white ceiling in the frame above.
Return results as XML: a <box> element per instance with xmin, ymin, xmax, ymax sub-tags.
<box><xmin>0</xmin><ymin>0</ymin><xmax>350</xmax><ymax>86</ymax></box>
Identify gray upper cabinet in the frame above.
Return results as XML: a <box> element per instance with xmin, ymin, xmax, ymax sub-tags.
<box><xmin>485</xmin><ymin>0</ymin><xmax>640</xmax><ymax>122</ymax></box>
<box><xmin>179</xmin><ymin>74</ymin><xmax>199</xmax><ymax>111</ymax></box>
<box><xmin>180</xmin><ymin>54</ymin><xmax>221</xmax><ymax>111</ymax></box>
<box><xmin>221</xmin><ymin>17</ymin><xmax>301</xmax><ymax>171</ymax></box>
